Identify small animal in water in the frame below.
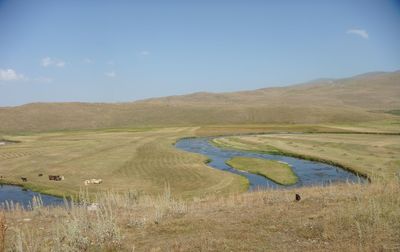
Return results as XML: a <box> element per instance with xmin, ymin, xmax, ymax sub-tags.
<box><xmin>38</xmin><ymin>173</ymin><xmax>43</xmax><ymax>177</ymax></box>
<box><xmin>21</xmin><ymin>177</ymin><xmax>28</xmax><ymax>182</ymax></box>
<box><xmin>295</xmin><ymin>193</ymin><xmax>301</xmax><ymax>201</ymax></box>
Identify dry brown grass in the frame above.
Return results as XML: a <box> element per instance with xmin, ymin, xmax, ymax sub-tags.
<box><xmin>1</xmin><ymin>179</ymin><xmax>399</xmax><ymax>251</ymax></box>
<box><xmin>1</xmin><ymin>71</ymin><xmax>399</xmax><ymax>133</ymax></box>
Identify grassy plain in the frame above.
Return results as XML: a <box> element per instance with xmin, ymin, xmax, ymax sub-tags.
<box><xmin>0</xmin><ymin>122</ymin><xmax>400</xmax><ymax>251</ymax></box>
<box><xmin>0</xmin><ymin>127</ymin><xmax>247</xmax><ymax>198</ymax></box>
<box><xmin>1</xmin><ymin>121</ymin><xmax>399</xmax><ymax>197</ymax></box>
<box><xmin>196</xmin><ymin>119</ymin><xmax>400</xmax><ymax>137</ymax></box>
<box><xmin>226</xmin><ymin>157</ymin><xmax>298</xmax><ymax>185</ymax></box>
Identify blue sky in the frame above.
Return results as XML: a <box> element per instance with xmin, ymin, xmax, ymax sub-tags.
<box><xmin>0</xmin><ymin>0</ymin><xmax>399</xmax><ymax>106</ymax></box>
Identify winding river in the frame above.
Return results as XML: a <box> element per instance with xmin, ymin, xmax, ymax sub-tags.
<box><xmin>175</xmin><ymin>137</ymin><xmax>366</xmax><ymax>190</ymax></box>
<box><xmin>0</xmin><ymin>136</ymin><xmax>366</xmax><ymax>207</ymax></box>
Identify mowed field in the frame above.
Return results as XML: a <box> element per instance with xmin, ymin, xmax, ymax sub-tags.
<box><xmin>0</xmin><ymin>127</ymin><xmax>247</xmax><ymax>198</ymax></box>
<box><xmin>1</xmin><ymin>123</ymin><xmax>400</xmax><ymax>251</ymax></box>
<box><xmin>213</xmin><ymin>132</ymin><xmax>400</xmax><ymax>181</ymax></box>
<box><xmin>1</xmin><ymin>121</ymin><xmax>400</xmax><ymax>198</ymax></box>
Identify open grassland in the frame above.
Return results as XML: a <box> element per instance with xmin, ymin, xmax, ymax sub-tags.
<box><xmin>195</xmin><ymin>119</ymin><xmax>400</xmax><ymax>137</ymax></box>
<box><xmin>213</xmin><ymin>132</ymin><xmax>400</xmax><ymax>181</ymax></box>
<box><xmin>1</xmin><ymin>180</ymin><xmax>399</xmax><ymax>251</ymax></box>
<box><xmin>1</xmin><ymin>121</ymin><xmax>399</xmax><ymax>198</ymax></box>
<box><xmin>0</xmin><ymin>122</ymin><xmax>399</xmax><ymax>250</ymax></box>
<box><xmin>1</xmin><ymin>71</ymin><xmax>399</xmax><ymax>133</ymax></box>
<box><xmin>0</xmin><ymin>127</ymin><xmax>247</xmax><ymax>198</ymax></box>
<box><xmin>195</xmin><ymin>124</ymin><xmax>353</xmax><ymax>136</ymax></box>
<box><xmin>323</xmin><ymin>119</ymin><xmax>400</xmax><ymax>134</ymax></box>
<box><xmin>226</xmin><ymin>157</ymin><xmax>298</xmax><ymax>185</ymax></box>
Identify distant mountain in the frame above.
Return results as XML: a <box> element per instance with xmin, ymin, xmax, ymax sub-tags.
<box><xmin>0</xmin><ymin>70</ymin><xmax>399</xmax><ymax>133</ymax></box>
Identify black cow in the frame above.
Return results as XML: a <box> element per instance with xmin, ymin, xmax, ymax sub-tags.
<box><xmin>21</xmin><ymin>177</ymin><xmax>28</xmax><ymax>182</ymax></box>
<box><xmin>49</xmin><ymin>175</ymin><xmax>64</xmax><ymax>181</ymax></box>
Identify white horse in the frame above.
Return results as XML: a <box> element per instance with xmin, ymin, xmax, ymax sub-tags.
<box><xmin>84</xmin><ymin>178</ymin><xmax>103</xmax><ymax>185</ymax></box>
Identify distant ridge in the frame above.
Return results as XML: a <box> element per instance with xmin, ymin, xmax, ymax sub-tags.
<box><xmin>0</xmin><ymin>70</ymin><xmax>399</xmax><ymax>133</ymax></box>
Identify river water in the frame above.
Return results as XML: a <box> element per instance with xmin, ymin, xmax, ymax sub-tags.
<box><xmin>175</xmin><ymin>137</ymin><xmax>366</xmax><ymax>190</ymax></box>
<box><xmin>0</xmin><ymin>184</ymin><xmax>65</xmax><ymax>209</ymax></box>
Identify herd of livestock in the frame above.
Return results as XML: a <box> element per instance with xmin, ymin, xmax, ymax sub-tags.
<box><xmin>0</xmin><ymin>174</ymin><xmax>102</xmax><ymax>185</ymax></box>
<box><xmin>0</xmin><ymin>141</ymin><xmax>103</xmax><ymax>187</ymax></box>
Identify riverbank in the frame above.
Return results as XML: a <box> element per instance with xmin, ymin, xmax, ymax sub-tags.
<box><xmin>176</xmin><ymin>137</ymin><xmax>363</xmax><ymax>190</ymax></box>
<box><xmin>211</xmin><ymin>132</ymin><xmax>400</xmax><ymax>182</ymax></box>
<box><xmin>0</xmin><ymin>179</ymin><xmax>69</xmax><ymax>200</ymax></box>
<box><xmin>0</xmin><ymin>184</ymin><xmax>65</xmax><ymax>208</ymax></box>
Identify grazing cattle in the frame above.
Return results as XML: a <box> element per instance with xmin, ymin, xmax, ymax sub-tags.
<box><xmin>295</xmin><ymin>193</ymin><xmax>301</xmax><ymax>201</ymax></box>
<box><xmin>49</xmin><ymin>175</ymin><xmax>64</xmax><ymax>181</ymax></box>
<box><xmin>21</xmin><ymin>177</ymin><xmax>28</xmax><ymax>182</ymax></box>
<box><xmin>38</xmin><ymin>173</ymin><xmax>43</xmax><ymax>177</ymax></box>
<box><xmin>84</xmin><ymin>179</ymin><xmax>103</xmax><ymax>185</ymax></box>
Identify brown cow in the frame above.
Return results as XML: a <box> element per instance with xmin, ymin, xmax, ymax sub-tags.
<box><xmin>21</xmin><ymin>177</ymin><xmax>28</xmax><ymax>182</ymax></box>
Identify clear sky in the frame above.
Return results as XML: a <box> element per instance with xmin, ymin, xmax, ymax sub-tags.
<box><xmin>0</xmin><ymin>0</ymin><xmax>399</xmax><ymax>106</ymax></box>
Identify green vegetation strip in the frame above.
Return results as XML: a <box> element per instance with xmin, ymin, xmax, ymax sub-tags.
<box><xmin>386</xmin><ymin>109</ymin><xmax>400</xmax><ymax>116</ymax></box>
<box><xmin>226</xmin><ymin>157</ymin><xmax>298</xmax><ymax>185</ymax></box>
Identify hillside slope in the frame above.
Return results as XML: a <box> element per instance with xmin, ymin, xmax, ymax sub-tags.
<box><xmin>0</xmin><ymin>71</ymin><xmax>399</xmax><ymax>133</ymax></box>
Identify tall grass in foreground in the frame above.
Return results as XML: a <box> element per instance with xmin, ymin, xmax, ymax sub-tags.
<box><xmin>2</xmin><ymin>184</ymin><xmax>187</xmax><ymax>251</ymax></box>
<box><xmin>1</xmin><ymin>180</ymin><xmax>399</xmax><ymax>251</ymax></box>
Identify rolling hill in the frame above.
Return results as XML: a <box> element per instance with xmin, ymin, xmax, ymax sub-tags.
<box><xmin>0</xmin><ymin>70</ymin><xmax>399</xmax><ymax>133</ymax></box>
